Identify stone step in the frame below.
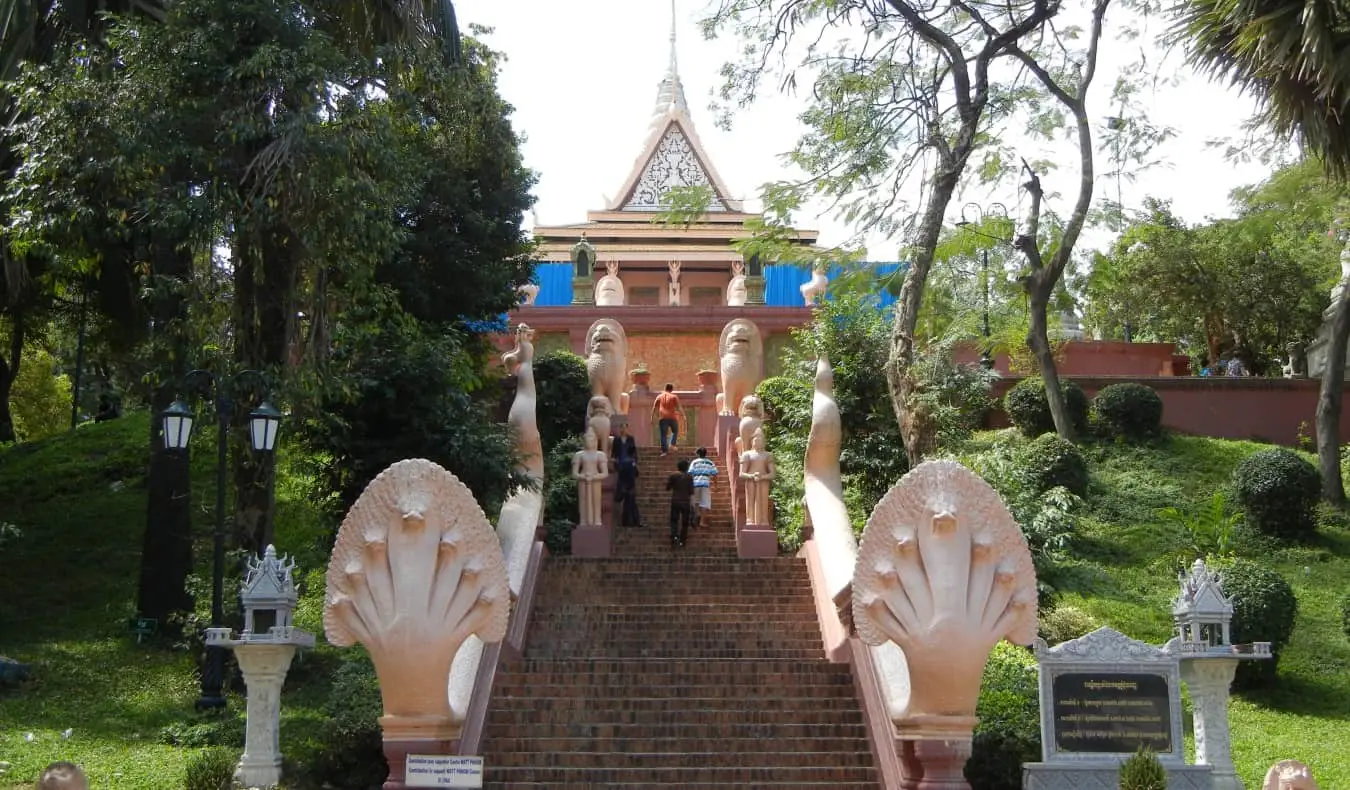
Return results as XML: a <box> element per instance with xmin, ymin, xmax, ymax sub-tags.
<box><xmin>486</xmin><ymin>735</ymin><xmax>870</xmax><ymax>754</ymax></box>
<box><xmin>490</xmin><ymin>683</ymin><xmax>858</xmax><ymax>701</ymax></box>
<box><xmin>479</xmin><ymin>721</ymin><xmax>868</xmax><ymax>740</ymax></box>
<box><xmin>479</xmin><ymin>782</ymin><xmax>877</xmax><ymax>789</ymax></box>
<box><xmin>478</xmin><ymin>765</ymin><xmax>879</xmax><ymax>784</ymax></box>
<box><xmin>486</xmin><ymin>703</ymin><xmax>868</xmax><ymax>723</ymax></box>
<box><xmin>483</xmin><ymin>749</ymin><xmax>874</xmax><ymax>769</ymax></box>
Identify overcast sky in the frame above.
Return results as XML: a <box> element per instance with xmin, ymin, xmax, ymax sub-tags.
<box><xmin>454</xmin><ymin>0</ymin><xmax>1280</xmax><ymax>258</ymax></box>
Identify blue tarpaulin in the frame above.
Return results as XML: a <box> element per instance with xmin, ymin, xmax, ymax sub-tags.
<box><xmin>765</xmin><ymin>263</ymin><xmax>905</xmax><ymax>308</ymax></box>
<box><xmin>528</xmin><ymin>260</ymin><xmax>906</xmax><ymax>309</ymax></box>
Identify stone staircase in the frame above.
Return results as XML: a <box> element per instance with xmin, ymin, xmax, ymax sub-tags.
<box><xmin>480</xmin><ymin>446</ymin><xmax>880</xmax><ymax>788</ymax></box>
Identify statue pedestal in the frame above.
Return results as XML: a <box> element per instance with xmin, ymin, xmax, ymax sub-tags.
<box><xmin>895</xmin><ymin>717</ymin><xmax>976</xmax><ymax>790</ymax></box>
<box><xmin>234</xmin><ymin>643</ymin><xmax>298</xmax><ymax>789</ymax></box>
<box><xmin>738</xmin><ymin>521</ymin><xmax>778</xmax><ymax>559</ymax></box>
<box><xmin>573</xmin><ymin>473</ymin><xmax>615</xmax><ymax>558</ymax></box>
<box><xmin>1182</xmin><ymin>657</ymin><xmax>1241</xmax><ymax>790</ymax></box>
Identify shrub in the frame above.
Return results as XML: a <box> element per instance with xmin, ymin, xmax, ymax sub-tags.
<box><xmin>302</xmin><ymin>650</ymin><xmax>387</xmax><ymax>789</ymax></box>
<box><xmin>159</xmin><ymin>713</ymin><xmax>244</xmax><ymax>748</ymax></box>
<box><xmin>532</xmin><ymin>350</ymin><xmax>591</xmax><ymax>453</ymax></box>
<box><xmin>1039</xmin><ymin>605</ymin><xmax>1099</xmax><ymax>645</ymax></box>
<box><xmin>1340</xmin><ymin>590</ymin><xmax>1350</xmax><ymax>642</ymax></box>
<box><xmin>542</xmin><ymin>436</ymin><xmax>583</xmax><ymax>555</ymax></box>
<box><xmin>1019</xmin><ymin>433</ymin><xmax>1089</xmax><ymax>498</ymax></box>
<box><xmin>1093</xmin><ymin>383</ymin><xmax>1163</xmax><ymax>440</ymax></box>
<box><xmin>1231</xmin><ymin>448</ymin><xmax>1320</xmax><ymax>541</ymax></box>
<box><xmin>1118</xmin><ymin>747</ymin><xmax>1167</xmax><ymax>790</ymax></box>
<box><xmin>966</xmin><ymin>642</ymin><xmax>1040</xmax><ymax>790</ymax></box>
<box><xmin>1003</xmin><ymin>377</ymin><xmax>1088</xmax><ymax>438</ymax></box>
<box><xmin>183</xmin><ymin>747</ymin><xmax>235</xmax><ymax>790</ymax></box>
<box><xmin>1213</xmin><ymin>558</ymin><xmax>1299</xmax><ymax>688</ymax></box>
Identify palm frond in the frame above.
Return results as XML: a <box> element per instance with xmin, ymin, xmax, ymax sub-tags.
<box><xmin>1172</xmin><ymin>0</ymin><xmax>1350</xmax><ymax>176</ymax></box>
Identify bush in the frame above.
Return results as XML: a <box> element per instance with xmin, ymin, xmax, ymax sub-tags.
<box><xmin>532</xmin><ymin>350</ymin><xmax>591</xmax><ymax>453</ymax></box>
<box><xmin>1003</xmin><ymin>377</ymin><xmax>1088</xmax><ymax>438</ymax></box>
<box><xmin>1231</xmin><ymin>448</ymin><xmax>1320</xmax><ymax>541</ymax></box>
<box><xmin>1213</xmin><ymin>558</ymin><xmax>1299</xmax><ymax>688</ymax></box>
<box><xmin>1340</xmin><ymin>590</ymin><xmax>1350</xmax><ymax>642</ymax></box>
<box><xmin>966</xmin><ymin>642</ymin><xmax>1040</xmax><ymax>790</ymax></box>
<box><xmin>159</xmin><ymin>713</ymin><xmax>243</xmax><ymax>748</ymax></box>
<box><xmin>183</xmin><ymin>748</ymin><xmax>236</xmax><ymax>790</ymax></box>
<box><xmin>1019</xmin><ymin>433</ymin><xmax>1089</xmax><ymax>498</ymax></box>
<box><xmin>1093</xmin><ymin>383</ymin><xmax>1163</xmax><ymax>440</ymax></box>
<box><xmin>1039</xmin><ymin>605</ymin><xmax>1099</xmax><ymax>645</ymax></box>
<box><xmin>1118</xmin><ymin>747</ymin><xmax>1167</xmax><ymax>790</ymax></box>
<box><xmin>302</xmin><ymin>650</ymin><xmax>387</xmax><ymax>789</ymax></box>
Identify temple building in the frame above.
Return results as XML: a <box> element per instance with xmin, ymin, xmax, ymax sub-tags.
<box><xmin>508</xmin><ymin>11</ymin><xmax>898</xmax><ymax>396</ymax></box>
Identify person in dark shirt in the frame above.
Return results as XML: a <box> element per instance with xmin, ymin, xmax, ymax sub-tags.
<box><xmin>666</xmin><ymin>459</ymin><xmax>695</xmax><ymax>548</ymax></box>
<box><xmin>611</xmin><ymin>423</ymin><xmax>642</xmax><ymax>527</ymax></box>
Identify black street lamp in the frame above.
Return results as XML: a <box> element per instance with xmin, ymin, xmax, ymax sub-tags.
<box><xmin>161</xmin><ymin>369</ymin><xmax>281</xmax><ymax>710</ymax></box>
<box><xmin>955</xmin><ymin>202</ymin><xmax>1010</xmax><ymax>370</ymax></box>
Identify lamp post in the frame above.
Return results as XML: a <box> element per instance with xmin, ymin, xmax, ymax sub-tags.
<box><xmin>161</xmin><ymin>369</ymin><xmax>282</xmax><ymax>710</ymax></box>
<box><xmin>955</xmin><ymin>202</ymin><xmax>1010</xmax><ymax>369</ymax></box>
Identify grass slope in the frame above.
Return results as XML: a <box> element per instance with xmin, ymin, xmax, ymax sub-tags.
<box><xmin>1064</xmin><ymin>434</ymin><xmax>1350</xmax><ymax>787</ymax></box>
<box><xmin>0</xmin><ymin>413</ymin><xmax>334</xmax><ymax>789</ymax></box>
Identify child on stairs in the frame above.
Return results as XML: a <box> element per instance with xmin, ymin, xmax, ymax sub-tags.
<box><xmin>687</xmin><ymin>447</ymin><xmax>718</xmax><ymax>529</ymax></box>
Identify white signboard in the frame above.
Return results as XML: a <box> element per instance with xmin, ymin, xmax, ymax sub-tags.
<box><xmin>405</xmin><ymin>755</ymin><xmax>484</xmax><ymax>788</ymax></box>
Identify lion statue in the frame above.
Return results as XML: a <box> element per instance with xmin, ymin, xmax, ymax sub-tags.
<box><xmin>1263</xmin><ymin>760</ymin><xmax>1319</xmax><ymax>790</ymax></box>
<box><xmin>595</xmin><ymin>275</ymin><xmax>625</xmax><ymax>307</ymax></box>
<box><xmin>716</xmin><ymin>319</ymin><xmax>764</xmax><ymax>417</ymax></box>
<box><xmin>587</xmin><ymin>395</ymin><xmax>613</xmax><ymax>456</ymax></box>
<box><xmin>736</xmin><ymin>394</ymin><xmax>765</xmax><ymax>455</ymax></box>
<box><xmin>585</xmin><ymin>319</ymin><xmax>629</xmax><ymax>414</ymax></box>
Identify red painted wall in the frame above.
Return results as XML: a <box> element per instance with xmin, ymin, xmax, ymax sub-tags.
<box><xmin>955</xmin><ymin>341</ymin><xmax>1184</xmax><ymax>377</ymax></box>
<box><xmin>991</xmin><ymin>376</ymin><xmax>1348</xmax><ymax>446</ymax></box>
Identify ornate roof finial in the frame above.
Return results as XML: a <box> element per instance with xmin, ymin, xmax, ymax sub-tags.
<box><xmin>653</xmin><ymin>0</ymin><xmax>688</xmax><ymax>117</ymax></box>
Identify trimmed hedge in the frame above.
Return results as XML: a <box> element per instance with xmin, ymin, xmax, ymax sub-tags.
<box><xmin>1093</xmin><ymin>383</ymin><xmax>1163</xmax><ymax>440</ymax></box>
<box><xmin>1020</xmin><ymin>433</ymin><xmax>1090</xmax><ymax>498</ymax></box>
<box><xmin>1214</xmin><ymin>558</ymin><xmax>1299</xmax><ymax>689</ymax></box>
<box><xmin>966</xmin><ymin>642</ymin><xmax>1041</xmax><ymax>790</ymax></box>
<box><xmin>1004</xmin><ymin>377</ymin><xmax>1089</xmax><ymax>437</ymax></box>
<box><xmin>1231</xmin><ymin>448</ymin><xmax>1320</xmax><ymax>541</ymax></box>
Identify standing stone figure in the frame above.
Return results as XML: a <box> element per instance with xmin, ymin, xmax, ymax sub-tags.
<box><xmin>572</xmin><ymin>432</ymin><xmax>609</xmax><ymax>528</ymax></box>
<box><xmin>668</xmin><ymin>261</ymin><xmax>682</xmax><ymax>306</ymax></box>
<box><xmin>587</xmin><ymin>395</ymin><xmax>613</xmax><ymax>456</ymax></box>
<box><xmin>727</xmin><ymin>261</ymin><xmax>748</xmax><ymax>307</ymax></box>
<box><xmin>739</xmin><ymin>430</ymin><xmax>776</xmax><ymax>526</ymax></box>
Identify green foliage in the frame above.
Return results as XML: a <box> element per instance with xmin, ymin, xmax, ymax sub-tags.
<box><xmin>1092</xmin><ymin>383</ymin><xmax>1163</xmax><ymax>441</ymax></box>
<box><xmin>1004</xmin><ymin>377</ymin><xmax>1088</xmax><ymax>438</ymax></box>
<box><xmin>757</xmin><ymin>375</ymin><xmax>810</xmax><ymax>552</ymax></box>
<box><xmin>906</xmin><ymin>335</ymin><xmax>997</xmax><ymax>453</ymax></box>
<box><xmin>966</xmin><ymin>641</ymin><xmax>1040</xmax><ymax>790</ymax></box>
<box><xmin>1158</xmin><ymin>491</ymin><xmax>1241</xmax><ymax>567</ymax></box>
<box><xmin>542</xmin><ymin>435</ymin><xmax>583</xmax><ymax>555</ymax></box>
<box><xmin>1341</xmin><ymin>590</ymin><xmax>1350</xmax><ymax>642</ymax></box>
<box><xmin>961</xmin><ymin>432</ymin><xmax>1080</xmax><ymax>604</ymax></box>
<box><xmin>1213</xmin><ymin>558</ymin><xmax>1299</xmax><ymax>688</ymax></box>
<box><xmin>1232</xmin><ymin>448</ymin><xmax>1321</xmax><ymax>541</ymax></box>
<box><xmin>1085</xmin><ymin>184</ymin><xmax>1339</xmax><ymax>367</ymax></box>
<box><xmin>1019</xmin><ymin>433</ymin><xmax>1090</xmax><ymax>498</ymax></box>
<box><xmin>1039</xmin><ymin>605</ymin><xmax>1100</xmax><ymax>645</ymax></box>
<box><xmin>182</xmin><ymin>747</ymin><xmax>235</xmax><ymax>790</ymax></box>
<box><xmin>9</xmin><ymin>343</ymin><xmax>73</xmax><ymax>442</ymax></box>
<box><xmin>299</xmin><ymin>305</ymin><xmax>527</xmax><ymax>527</ymax></box>
<box><xmin>532</xmin><ymin>351</ymin><xmax>591</xmax><ymax>454</ymax></box>
<box><xmin>303</xmin><ymin>650</ymin><xmax>387</xmax><ymax>789</ymax></box>
<box><xmin>1118</xmin><ymin>746</ymin><xmax>1167</xmax><ymax>790</ymax></box>
<box><xmin>158</xmin><ymin>713</ymin><xmax>243</xmax><ymax>748</ymax></box>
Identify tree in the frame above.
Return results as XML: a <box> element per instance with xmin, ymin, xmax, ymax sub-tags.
<box><xmin>698</xmin><ymin>0</ymin><xmax>1130</xmax><ymax>457</ymax></box>
<box><xmin>1173</xmin><ymin>0</ymin><xmax>1350</xmax><ymax>502</ymax></box>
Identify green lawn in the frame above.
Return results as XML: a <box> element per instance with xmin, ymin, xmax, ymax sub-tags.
<box><xmin>1062</xmin><ymin>434</ymin><xmax>1350</xmax><ymax>787</ymax></box>
<box><xmin>2</xmin><ymin>418</ymin><xmax>1347</xmax><ymax>788</ymax></box>
<box><xmin>0</xmin><ymin>413</ymin><xmax>335</xmax><ymax>789</ymax></box>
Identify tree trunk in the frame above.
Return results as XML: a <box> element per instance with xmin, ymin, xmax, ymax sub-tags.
<box><xmin>137</xmin><ymin>233</ymin><xmax>195</xmax><ymax>627</ymax></box>
<box><xmin>232</xmin><ymin>222</ymin><xmax>297</xmax><ymax>554</ymax></box>
<box><xmin>0</xmin><ymin>315</ymin><xmax>24</xmax><ymax>443</ymax></box>
<box><xmin>887</xmin><ymin>166</ymin><xmax>962</xmax><ymax>467</ymax></box>
<box><xmin>1027</xmin><ymin>285</ymin><xmax>1074</xmax><ymax>440</ymax></box>
<box><xmin>1316</xmin><ymin>285</ymin><xmax>1350</xmax><ymax>504</ymax></box>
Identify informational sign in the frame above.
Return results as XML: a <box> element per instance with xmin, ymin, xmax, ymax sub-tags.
<box><xmin>1051</xmin><ymin>672</ymin><xmax>1173</xmax><ymax>754</ymax></box>
<box><xmin>405</xmin><ymin>755</ymin><xmax>483</xmax><ymax>788</ymax></box>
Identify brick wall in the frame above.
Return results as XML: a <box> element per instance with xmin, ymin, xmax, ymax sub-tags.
<box><xmin>627</xmin><ymin>333</ymin><xmax>721</xmax><ymax>390</ymax></box>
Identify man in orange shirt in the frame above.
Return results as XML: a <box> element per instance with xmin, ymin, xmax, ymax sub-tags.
<box><xmin>653</xmin><ymin>383</ymin><xmax>681</xmax><ymax>457</ymax></box>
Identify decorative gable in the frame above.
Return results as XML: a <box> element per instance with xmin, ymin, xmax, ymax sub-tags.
<box><xmin>620</xmin><ymin>124</ymin><xmax>729</xmax><ymax>212</ymax></box>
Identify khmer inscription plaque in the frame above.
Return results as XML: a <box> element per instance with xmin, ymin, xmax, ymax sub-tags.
<box><xmin>1052</xmin><ymin>672</ymin><xmax>1172</xmax><ymax>754</ymax></box>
